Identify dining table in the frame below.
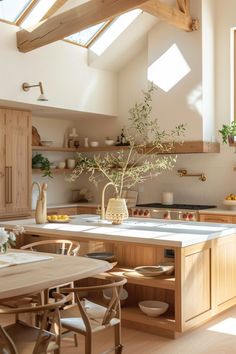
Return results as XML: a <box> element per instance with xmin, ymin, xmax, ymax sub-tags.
<box><xmin>0</xmin><ymin>250</ymin><xmax>112</xmax><ymax>301</ymax></box>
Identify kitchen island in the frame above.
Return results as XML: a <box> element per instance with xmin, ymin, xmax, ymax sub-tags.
<box><xmin>1</xmin><ymin>215</ymin><xmax>236</xmax><ymax>338</ymax></box>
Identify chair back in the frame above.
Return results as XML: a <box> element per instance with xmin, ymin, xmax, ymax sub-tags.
<box><xmin>21</xmin><ymin>239</ymin><xmax>80</xmax><ymax>256</ymax></box>
<box><xmin>0</xmin><ymin>293</ymin><xmax>66</xmax><ymax>354</ymax></box>
<box><xmin>61</xmin><ymin>275</ymin><xmax>127</xmax><ymax>331</ymax></box>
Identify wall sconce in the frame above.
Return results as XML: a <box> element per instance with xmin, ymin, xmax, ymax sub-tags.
<box><xmin>22</xmin><ymin>82</ymin><xmax>48</xmax><ymax>101</ymax></box>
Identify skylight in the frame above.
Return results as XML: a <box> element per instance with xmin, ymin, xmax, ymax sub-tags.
<box><xmin>90</xmin><ymin>9</ymin><xmax>142</xmax><ymax>55</ymax></box>
<box><xmin>20</xmin><ymin>0</ymin><xmax>57</xmax><ymax>28</ymax></box>
<box><xmin>65</xmin><ymin>22</ymin><xmax>107</xmax><ymax>46</ymax></box>
<box><xmin>147</xmin><ymin>44</ymin><xmax>191</xmax><ymax>92</ymax></box>
<box><xmin>0</xmin><ymin>0</ymin><xmax>31</xmax><ymax>23</ymax></box>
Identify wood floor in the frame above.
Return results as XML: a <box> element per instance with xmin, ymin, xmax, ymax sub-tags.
<box><xmin>61</xmin><ymin>305</ymin><xmax>236</xmax><ymax>354</ymax></box>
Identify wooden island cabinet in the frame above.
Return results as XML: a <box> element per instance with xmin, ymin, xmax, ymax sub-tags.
<box><xmin>2</xmin><ymin>216</ymin><xmax>236</xmax><ymax>338</ymax></box>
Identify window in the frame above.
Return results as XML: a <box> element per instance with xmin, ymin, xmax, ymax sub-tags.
<box><xmin>90</xmin><ymin>9</ymin><xmax>142</xmax><ymax>55</ymax></box>
<box><xmin>65</xmin><ymin>22</ymin><xmax>108</xmax><ymax>46</ymax></box>
<box><xmin>20</xmin><ymin>0</ymin><xmax>57</xmax><ymax>28</ymax></box>
<box><xmin>0</xmin><ymin>0</ymin><xmax>31</xmax><ymax>23</ymax></box>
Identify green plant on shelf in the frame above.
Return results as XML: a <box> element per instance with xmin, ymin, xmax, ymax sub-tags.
<box><xmin>219</xmin><ymin>121</ymin><xmax>236</xmax><ymax>144</ymax></box>
<box><xmin>32</xmin><ymin>153</ymin><xmax>53</xmax><ymax>178</ymax></box>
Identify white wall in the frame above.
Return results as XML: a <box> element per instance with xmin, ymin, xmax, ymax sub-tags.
<box><xmin>0</xmin><ymin>22</ymin><xmax>117</xmax><ymax>117</ymax></box>
<box><xmin>117</xmin><ymin>0</ymin><xmax>236</xmax><ymax>208</ymax></box>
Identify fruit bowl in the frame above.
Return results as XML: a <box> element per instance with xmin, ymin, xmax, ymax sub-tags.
<box><xmin>223</xmin><ymin>199</ymin><xmax>236</xmax><ymax>210</ymax></box>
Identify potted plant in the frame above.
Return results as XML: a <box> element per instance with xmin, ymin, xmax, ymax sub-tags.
<box><xmin>67</xmin><ymin>84</ymin><xmax>186</xmax><ymax>223</ymax></box>
<box><xmin>32</xmin><ymin>153</ymin><xmax>52</xmax><ymax>178</ymax></box>
<box><xmin>219</xmin><ymin>121</ymin><xmax>236</xmax><ymax>144</ymax></box>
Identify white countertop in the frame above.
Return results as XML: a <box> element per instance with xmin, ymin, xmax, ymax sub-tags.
<box><xmin>1</xmin><ymin>215</ymin><xmax>236</xmax><ymax>248</ymax></box>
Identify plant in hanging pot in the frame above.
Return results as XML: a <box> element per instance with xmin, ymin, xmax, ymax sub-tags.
<box><xmin>67</xmin><ymin>84</ymin><xmax>186</xmax><ymax>224</ymax></box>
<box><xmin>219</xmin><ymin>121</ymin><xmax>236</xmax><ymax>144</ymax></box>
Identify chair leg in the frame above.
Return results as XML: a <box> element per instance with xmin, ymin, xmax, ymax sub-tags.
<box><xmin>114</xmin><ymin>323</ymin><xmax>123</xmax><ymax>354</ymax></box>
<box><xmin>85</xmin><ymin>333</ymin><xmax>92</xmax><ymax>354</ymax></box>
<box><xmin>74</xmin><ymin>333</ymin><xmax>78</xmax><ymax>347</ymax></box>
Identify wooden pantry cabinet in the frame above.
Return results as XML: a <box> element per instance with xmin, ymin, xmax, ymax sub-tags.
<box><xmin>0</xmin><ymin>108</ymin><xmax>31</xmax><ymax>218</ymax></box>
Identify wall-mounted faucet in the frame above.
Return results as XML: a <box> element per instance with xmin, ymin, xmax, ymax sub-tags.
<box><xmin>177</xmin><ymin>169</ymin><xmax>207</xmax><ymax>182</ymax></box>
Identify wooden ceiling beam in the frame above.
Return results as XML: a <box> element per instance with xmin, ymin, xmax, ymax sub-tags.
<box><xmin>17</xmin><ymin>0</ymin><xmax>151</xmax><ymax>53</ymax></box>
<box><xmin>141</xmin><ymin>0</ymin><xmax>197</xmax><ymax>32</ymax></box>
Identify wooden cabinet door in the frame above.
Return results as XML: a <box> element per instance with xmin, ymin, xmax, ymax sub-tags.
<box><xmin>0</xmin><ymin>109</ymin><xmax>31</xmax><ymax>217</ymax></box>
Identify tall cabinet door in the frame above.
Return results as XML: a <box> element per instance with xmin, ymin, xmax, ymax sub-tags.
<box><xmin>0</xmin><ymin>109</ymin><xmax>31</xmax><ymax>218</ymax></box>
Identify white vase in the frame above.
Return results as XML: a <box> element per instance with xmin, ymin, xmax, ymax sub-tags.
<box><xmin>105</xmin><ymin>198</ymin><xmax>129</xmax><ymax>225</ymax></box>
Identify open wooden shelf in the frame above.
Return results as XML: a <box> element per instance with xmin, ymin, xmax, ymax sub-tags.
<box><xmin>142</xmin><ymin>141</ymin><xmax>220</xmax><ymax>154</ymax></box>
<box><xmin>110</xmin><ymin>267</ymin><xmax>175</xmax><ymax>290</ymax></box>
<box><xmin>122</xmin><ymin>307</ymin><xmax>176</xmax><ymax>331</ymax></box>
<box><xmin>32</xmin><ymin>168</ymin><xmax>74</xmax><ymax>174</ymax></box>
<box><xmin>32</xmin><ymin>145</ymin><xmax>130</xmax><ymax>152</ymax></box>
<box><xmin>32</xmin><ymin>141</ymin><xmax>220</xmax><ymax>154</ymax></box>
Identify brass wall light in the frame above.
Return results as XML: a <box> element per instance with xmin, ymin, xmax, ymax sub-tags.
<box><xmin>177</xmin><ymin>169</ymin><xmax>207</xmax><ymax>182</ymax></box>
<box><xmin>22</xmin><ymin>82</ymin><xmax>48</xmax><ymax>101</ymax></box>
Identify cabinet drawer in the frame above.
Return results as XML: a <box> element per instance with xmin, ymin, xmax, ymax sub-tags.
<box><xmin>77</xmin><ymin>207</ymin><xmax>97</xmax><ymax>215</ymax></box>
<box><xmin>199</xmin><ymin>214</ymin><xmax>232</xmax><ymax>223</ymax></box>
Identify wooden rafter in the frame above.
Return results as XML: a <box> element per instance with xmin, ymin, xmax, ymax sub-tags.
<box><xmin>17</xmin><ymin>0</ymin><xmax>151</xmax><ymax>53</ymax></box>
<box><xmin>141</xmin><ymin>0</ymin><xmax>196</xmax><ymax>32</ymax></box>
<box><xmin>176</xmin><ymin>0</ymin><xmax>190</xmax><ymax>14</ymax></box>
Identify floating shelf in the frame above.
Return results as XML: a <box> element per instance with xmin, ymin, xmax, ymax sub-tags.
<box><xmin>32</xmin><ymin>145</ymin><xmax>130</xmax><ymax>152</ymax></box>
<box><xmin>110</xmin><ymin>267</ymin><xmax>175</xmax><ymax>290</ymax></box>
<box><xmin>32</xmin><ymin>141</ymin><xmax>220</xmax><ymax>154</ymax></box>
<box><xmin>32</xmin><ymin>168</ymin><xmax>74</xmax><ymax>174</ymax></box>
<box><xmin>142</xmin><ymin>141</ymin><xmax>220</xmax><ymax>154</ymax></box>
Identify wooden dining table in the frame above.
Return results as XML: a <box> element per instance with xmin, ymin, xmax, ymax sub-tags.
<box><xmin>0</xmin><ymin>250</ymin><xmax>112</xmax><ymax>301</ymax></box>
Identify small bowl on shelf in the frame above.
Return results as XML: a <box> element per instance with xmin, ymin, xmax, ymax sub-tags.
<box><xmin>41</xmin><ymin>141</ymin><xmax>53</xmax><ymax>147</ymax></box>
<box><xmin>103</xmin><ymin>288</ymin><xmax>128</xmax><ymax>306</ymax></box>
<box><xmin>223</xmin><ymin>199</ymin><xmax>236</xmax><ymax>210</ymax></box>
<box><xmin>138</xmin><ymin>300</ymin><xmax>169</xmax><ymax>317</ymax></box>
<box><xmin>90</xmin><ymin>141</ymin><xmax>99</xmax><ymax>147</ymax></box>
<box><xmin>105</xmin><ymin>139</ymin><xmax>115</xmax><ymax>146</ymax></box>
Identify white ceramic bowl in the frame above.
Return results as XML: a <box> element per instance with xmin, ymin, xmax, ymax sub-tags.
<box><xmin>90</xmin><ymin>141</ymin><xmax>99</xmax><ymax>147</ymax></box>
<box><xmin>41</xmin><ymin>141</ymin><xmax>53</xmax><ymax>146</ymax></box>
<box><xmin>223</xmin><ymin>199</ymin><xmax>236</xmax><ymax>210</ymax></box>
<box><xmin>103</xmin><ymin>288</ymin><xmax>128</xmax><ymax>306</ymax></box>
<box><xmin>105</xmin><ymin>139</ymin><xmax>115</xmax><ymax>146</ymax></box>
<box><xmin>138</xmin><ymin>300</ymin><xmax>169</xmax><ymax>317</ymax></box>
